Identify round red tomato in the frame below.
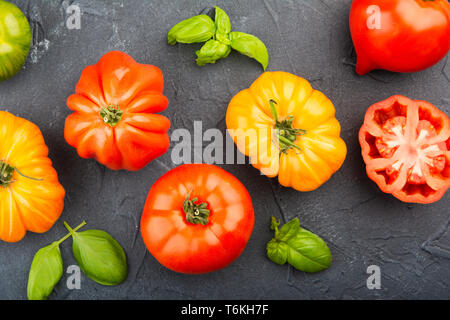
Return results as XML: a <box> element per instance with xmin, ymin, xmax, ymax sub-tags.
<box><xmin>350</xmin><ymin>0</ymin><xmax>450</xmax><ymax>75</ymax></box>
<box><xmin>140</xmin><ymin>164</ymin><xmax>255</xmax><ymax>274</ymax></box>
<box><xmin>359</xmin><ymin>95</ymin><xmax>450</xmax><ymax>204</ymax></box>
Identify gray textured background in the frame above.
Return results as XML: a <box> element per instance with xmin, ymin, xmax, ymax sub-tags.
<box><xmin>0</xmin><ymin>0</ymin><xmax>449</xmax><ymax>300</ymax></box>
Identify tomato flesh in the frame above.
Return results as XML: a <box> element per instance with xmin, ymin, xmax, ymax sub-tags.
<box><xmin>375</xmin><ymin>116</ymin><xmax>447</xmax><ymax>185</ymax></box>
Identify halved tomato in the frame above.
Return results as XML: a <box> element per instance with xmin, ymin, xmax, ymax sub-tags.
<box><xmin>359</xmin><ymin>95</ymin><xmax>449</xmax><ymax>203</ymax></box>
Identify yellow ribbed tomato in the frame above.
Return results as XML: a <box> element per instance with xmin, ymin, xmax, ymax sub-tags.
<box><xmin>226</xmin><ymin>71</ymin><xmax>347</xmax><ymax>191</ymax></box>
<box><xmin>0</xmin><ymin>111</ymin><xmax>65</xmax><ymax>242</ymax></box>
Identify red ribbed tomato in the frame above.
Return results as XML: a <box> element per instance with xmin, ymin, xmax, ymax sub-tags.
<box><xmin>64</xmin><ymin>51</ymin><xmax>170</xmax><ymax>171</ymax></box>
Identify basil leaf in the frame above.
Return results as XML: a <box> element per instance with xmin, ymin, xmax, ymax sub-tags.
<box><xmin>214</xmin><ymin>6</ymin><xmax>231</xmax><ymax>35</ymax></box>
<box><xmin>266</xmin><ymin>239</ymin><xmax>288</xmax><ymax>265</ymax></box>
<box><xmin>230</xmin><ymin>31</ymin><xmax>269</xmax><ymax>70</ymax></box>
<box><xmin>266</xmin><ymin>216</ymin><xmax>332</xmax><ymax>273</ymax></box>
<box><xmin>216</xmin><ymin>32</ymin><xmax>231</xmax><ymax>46</ymax></box>
<box><xmin>68</xmin><ymin>227</ymin><xmax>128</xmax><ymax>286</ymax></box>
<box><xmin>276</xmin><ymin>217</ymin><xmax>301</xmax><ymax>242</ymax></box>
<box><xmin>196</xmin><ymin>39</ymin><xmax>231</xmax><ymax>66</ymax></box>
<box><xmin>168</xmin><ymin>15</ymin><xmax>215</xmax><ymax>45</ymax></box>
<box><xmin>27</xmin><ymin>242</ymin><xmax>63</xmax><ymax>300</ymax></box>
<box><xmin>286</xmin><ymin>229</ymin><xmax>332</xmax><ymax>273</ymax></box>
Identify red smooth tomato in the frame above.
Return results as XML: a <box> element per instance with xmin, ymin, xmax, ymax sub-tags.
<box><xmin>140</xmin><ymin>164</ymin><xmax>255</xmax><ymax>274</ymax></box>
<box><xmin>359</xmin><ymin>95</ymin><xmax>450</xmax><ymax>204</ymax></box>
<box><xmin>350</xmin><ymin>0</ymin><xmax>450</xmax><ymax>74</ymax></box>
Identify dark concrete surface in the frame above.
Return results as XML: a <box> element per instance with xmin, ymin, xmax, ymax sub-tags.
<box><xmin>0</xmin><ymin>0</ymin><xmax>449</xmax><ymax>300</ymax></box>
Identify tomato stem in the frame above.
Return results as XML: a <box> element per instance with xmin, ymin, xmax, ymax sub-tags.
<box><xmin>100</xmin><ymin>105</ymin><xmax>123</xmax><ymax>127</ymax></box>
<box><xmin>0</xmin><ymin>160</ymin><xmax>43</xmax><ymax>188</ymax></box>
<box><xmin>269</xmin><ymin>99</ymin><xmax>279</xmax><ymax>123</ymax></box>
<box><xmin>183</xmin><ymin>191</ymin><xmax>210</xmax><ymax>225</ymax></box>
<box><xmin>269</xmin><ymin>100</ymin><xmax>306</xmax><ymax>153</ymax></box>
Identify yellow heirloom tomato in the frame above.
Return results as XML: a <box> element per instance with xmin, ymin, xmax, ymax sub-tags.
<box><xmin>0</xmin><ymin>111</ymin><xmax>65</xmax><ymax>242</ymax></box>
<box><xmin>226</xmin><ymin>71</ymin><xmax>347</xmax><ymax>191</ymax></box>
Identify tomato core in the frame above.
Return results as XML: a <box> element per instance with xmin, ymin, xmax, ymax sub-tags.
<box><xmin>100</xmin><ymin>105</ymin><xmax>123</xmax><ymax>127</ymax></box>
<box><xmin>375</xmin><ymin>116</ymin><xmax>446</xmax><ymax>185</ymax></box>
<box><xmin>182</xmin><ymin>191</ymin><xmax>211</xmax><ymax>225</ymax></box>
<box><xmin>0</xmin><ymin>161</ymin><xmax>15</xmax><ymax>188</ymax></box>
<box><xmin>269</xmin><ymin>99</ymin><xmax>306</xmax><ymax>153</ymax></box>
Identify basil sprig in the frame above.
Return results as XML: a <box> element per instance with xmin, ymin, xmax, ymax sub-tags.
<box><xmin>27</xmin><ymin>221</ymin><xmax>86</xmax><ymax>300</ymax></box>
<box><xmin>168</xmin><ymin>6</ymin><xmax>269</xmax><ymax>69</ymax></box>
<box><xmin>27</xmin><ymin>221</ymin><xmax>127</xmax><ymax>300</ymax></box>
<box><xmin>266</xmin><ymin>216</ymin><xmax>332</xmax><ymax>273</ymax></box>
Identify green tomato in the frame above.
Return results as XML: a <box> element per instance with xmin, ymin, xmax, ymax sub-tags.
<box><xmin>0</xmin><ymin>1</ymin><xmax>31</xmax><ymax>81</ymax></box>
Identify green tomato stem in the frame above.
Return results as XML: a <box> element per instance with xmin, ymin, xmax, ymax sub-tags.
<box><xmin>183</xmin><ymin>191</ymin><xmax>210</xmax><ymax>225</ymax></box>
<box><xmin>0</xmin><ymin>160</ymin><xmax>43</xmax><ymax>188</ymax></box>
<box><xmin>100</xmin><ymin>105</ymin><xmax>123</xmax><ymax>127</ymax></box>
<box><xmin>269</xmin><ymin>99</ymin><xmax>278</xmax><ymax>123</ymax></box>
<box><xmin>268</xmin><ymin>100</ymin><xmax>306</xmax><ymax>154</ymax></box>
<box><xmin>278</xmin><ymin>135</ymin><xmax>302</xmax><ymax>151</ymax></box>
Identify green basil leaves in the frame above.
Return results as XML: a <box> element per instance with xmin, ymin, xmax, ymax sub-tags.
<box><xmin>196</xmin><ymin>39</ymin><xmax>232</xmax><ymax>66</ymax></box>
<box><xmin>168</xmin><ymin>6</ymin><xmax>269</xmax><ymax>69</ymax></box>
<box><xmin>230</xmin><ymin>32</ymin><xmax>269</xmax><ymax>71</ymax></box>
<box><xmin>27</xmin><ymin>221</ymin><xmax>127</xmax><ymax>300</ymax></box>
<box><xmin>267</xmin><ymin>216</ymin><xmax>332</xmax><ymax>273</ymax></box>
<box><xmin>27</xmin><ymin>241</ymin><xmax>64</xmax><ymax>300</ymax></box>
<box><xmin>214</xmin><ymin>6</ymin><xmax>231</xmax><ymax>35</ymax></box>
<box><xmin>66</xmin><ymin>224</ymin><xmax>128</xmax><ymax>286</ymax></box>
<box><xmin>168</xmin><ymin>15</ymin><xmax>216</xmax><ymax>45</ymax></box>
